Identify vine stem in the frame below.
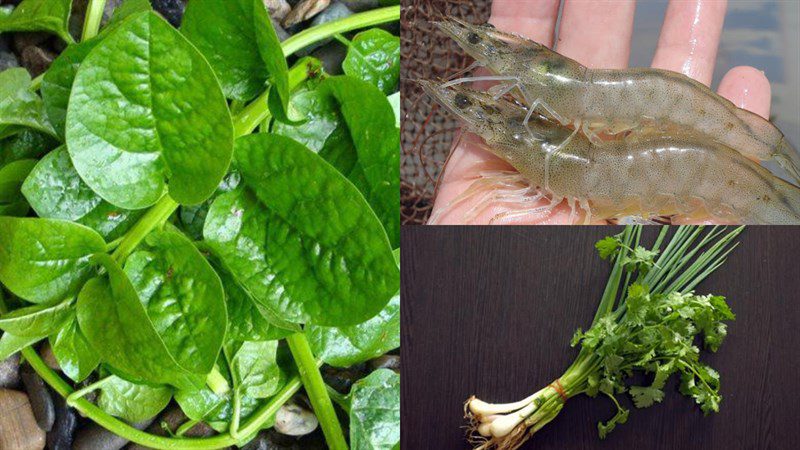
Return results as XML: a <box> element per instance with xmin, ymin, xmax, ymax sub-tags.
<box><xmin>82</xmin><ymin>0</ymin><xmax>108</xmax><ymax>42</ymax></box>
<box><xmin>111</xmin><ymin>195</ymin><xmax>179</xmax><ymax>263</ymax></box>
<box><xmin>286</xmin><ymin>333</ymin><xmax>349</xmax><ymax>450</ymax></box>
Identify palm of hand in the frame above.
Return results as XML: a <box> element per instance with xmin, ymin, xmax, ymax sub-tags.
<box><xmin>430</xmin><ymin>0</ymin><xmax>771</xmax><ymax>225</ymax></box>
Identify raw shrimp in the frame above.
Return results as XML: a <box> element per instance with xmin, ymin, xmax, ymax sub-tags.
<box><xmin>420</xmin><ymin>80</ymin><xmax>800</xmax><ymax>225</ymax></box>
<box><xmin>435</xmin><ymin>19</ymin><xmax>800</xmax><ymax>185</ymax></box>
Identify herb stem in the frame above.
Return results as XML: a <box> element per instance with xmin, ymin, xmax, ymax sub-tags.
<box><xmin>82</xmin><ymin>0</ymin><xmax>108</xmax><ymax>42</ymax></box>
<box><xmin>286</xmin><ymin>333</ymin><xmax>348</xmax><ymax>450</ymax></box>
<box><xmin>112</xmin><ymin>195</ymin><xmax>179</xmax><ymax>263</ymax></box>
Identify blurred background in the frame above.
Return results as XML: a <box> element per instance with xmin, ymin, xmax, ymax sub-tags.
<box><xmin>400</xmin><ymin>0</ymin><xmax>800</xmax><ymax>225</ymax></box>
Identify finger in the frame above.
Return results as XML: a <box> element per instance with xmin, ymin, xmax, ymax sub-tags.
<box><xmin>489</xmin><ymin>0</ymin><xmax>561</xmax><ymax>47</ymax></box>
<box><xmin>651</xmin><ymin>0</ymin><xmax>727</xmax><ymax>85</ymax></box>
<box><xmin>716</xmin><ymin>65</ymin><xmax>771</xmax><ymax>119</ymax></box>
<box><xmin>556</xmin><ymin>0</ymin><xmax>637</xmax><ymax>68</ymax></box>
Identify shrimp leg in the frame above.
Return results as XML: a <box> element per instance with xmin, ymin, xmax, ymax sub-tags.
<box><xmin>488</xmin><ymin>195</ymin><xmax>561</xmax><ymax>225</ymax></box>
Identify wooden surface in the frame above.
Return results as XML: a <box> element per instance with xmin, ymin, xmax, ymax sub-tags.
<box><xmin>401</xmin><ymin>227</ymin><xmax>800</xmax><ymax>450</ymax></box>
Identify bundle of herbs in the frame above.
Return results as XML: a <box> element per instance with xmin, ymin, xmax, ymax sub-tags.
<box><xmin>0</xmin><ymin>0</ymin><xmax>400</xmax><ymax>449</ymax></box>
<box><xmin>466</xmin><ymin>226</ymin><xmax>743</xmax><ymax>450</ymax></box>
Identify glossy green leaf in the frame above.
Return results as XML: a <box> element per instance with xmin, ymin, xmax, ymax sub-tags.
<box><xmin>0</xmin><ymin>331</ymin><xmax>41</xmax><ymax>360</ymax></box>
<box><xmin>204</xmin><ymin>134</ymin><xmax>398</xmax><ymax>326</ymax></box>
<box><xmin>307</xmin><ymin>249</ymin><xmax>399</xmax><ymax>367</ymax></box>
<box><xmin>76</xmin><ymin>254</ymin><xmax>205</xmax><ymax>390</ymax></box>
<box><xmin>272</xmin><ymin>87</ymin><xmax>342</xmax><ymax>153</ymax></box>
<box><xmin>220</xmin><ymin>267</ymin><xmax>295</xmax><ymax>342</ymax></box>
<box><xmin>0</xmin><ymin>68</ymin><xmax>57</xmax><ymax>138</ymax></box>
<box><xmin>387</xmin><ymin>92</ymin><xmax>399</xmax><ymax>128</ymax></box>
<box><xmin>0</xmin><ymin>298</ymin><xmax>71</xmax><ymax>337</ymax></box>
<box><xmin>177</xmin><ymin>171</ymin><xmax>241</xmax><ymax>241</ymax></box>
<box><xmin>0</xmin><ymin>217</ymin><xmax>106</xmax><ymax>304</ymax></box>
<box><xmin>0</xmin><ymin>159</ymin><xmax>36</xmax><ymax>203</ymax></box>
<box><xmin>97</xmin><ymin>375</ymin><xmax>172</xmax><ymax>422</ymax></box>
<box><xmin>22</xmin><ymin>148</ymin><xmax>145</xmax><ymax>240</ymax></box>
<box><xmin>50</xmin><ymin>312</ymin><xmax>100</xmax><ymax>382</ymax></box>
<box><xmin>350</xmin><ymin>369</ymin><xmax>400</xmax><ymax>450</ymax></box>
<box><xmin>65</xmin><ymin>11</ymin><xmax>234</xmax><ymax>209</ymax></box>
<box><xmin>342</xmin><ymin>29</ymin><xmax>400</xmax><ymax>95</ymax></box>
<box><xmin>123</xmin><ymin>230</ymin><xmax>227</xmax><ymax>376</ymax></box>
<box><xmin>181</xmin><ymin>0</ymin><xmax>289</xmax><ymax>106</ymax></box>
<box><xmin>0</xmin><ymin>130</ymin><xmax>57</xmax><ymax>166</ymax></box>
<box><xmin>227</xmin><ymin>340</ymin><xmax>281</xmax><ymax>399</ymax></box>
<box><xmin>322</xmin><ymin>76</ymin><xmax>399</xmax><ymax>247</ymax></box>
<box><xmin>0</xmin><ymin>0</ymin><xmax>73</xmax><ymax>43</ymax></box>
<box><xmin>41</xmin><ymin>40</ymin><xmax>99</xmax><ymax>138</ymax></box>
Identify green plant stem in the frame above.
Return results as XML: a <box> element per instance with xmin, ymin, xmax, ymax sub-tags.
<box><xmin>281</xmin><ymin>6</ymin><xmax>398</xmax><ymax>57</ymax></box>
<box><xmin>112</xmin><ymin>195</ymin><xmax>179</xmax><ymax>263</ymax></box>
<box><xmin>23</xmin><ymin>345</ymin><xmax>304</xmax><ymax>449</ymax></box>
<box><xmin>232</xmin><ymin>6</ymin><xmax>399</xmax><ymax>136</ymax></box>
<box><xmin>286</xmin><ymin>333</ymin><xmax>348</xmax><ymax>450</ymax></box>
<box><xmin>82</xmin><ymin>0</ymin><xmax>107</xmax><ymax>42</ymax></box>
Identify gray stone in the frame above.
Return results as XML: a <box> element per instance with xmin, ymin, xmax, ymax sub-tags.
<box><xmin>265</xmin><ymin>0</ymin><xmax>291</xmax><ymax>22</ymax></box>
<box><xmin>127</xmin><ymin>405</ymin><xmax>214</xmax><ymax>450</ymax></box>
<box><xmin>271</xmin><ymin>17</ymin><xmax>290</xmax><ymax>42</ymax></box>
<box><xmin>310</xmin><ymin>42</ymin><xmax>347</xmax><ymax>75</ymax></box>
<box><xmin>0</xmin><ymin>353</ymin><xmax>20</xmax><ymax>389</ymax></box>
<box><xmin>12</xmin><ymin>31</ymin><xmax>49</xmax><ymax>54</ymax></box>
<box><xmin>322</xmin><ymin>363</ymin><xmax>368</xmax><ymax>393</ymax></box>
<box><xmin>0</xmin><ymin>389</ymin><xmax>46</xmax><ymax>450</ymax></box>
<box><xmin>273</xmin><ymin>402</ymin><xmax>318</xmax><ymax>437</ymax></box>
<box><xmin>283</xmin><ymin>0</ymin><xmax>330</xmax><ymax>27</ymax></box>
<box><xmin>47</xmin><ymin>393</ymin><xmax>78</xmax><ymax>450</ymax></box>
<box><xmin>368</xmin><ymin>354</ymin><xmax>400</xmax><ymax>372</ymax></box>
<box><xmin>73</xmin><ymin>418</ymin><xmax>154</xmax><ymax>450</ymax></box>
<box><xmin>340</xmin><ymin>0</ymin><xmax>379</xmax><ymax>12</ymax></box>
<box><xmin>39</xmin><ymin>342</ymin><xmax>61</xmax><ymax>371</ymax></box>
<box><xmin>19</xmin><ymin>363</ymin><xmax>55</xmax><ymax>432</ymax></box>
<box><xmin>151</xmin><ymin>0</ymin><xmax>186</xmax><ymax>28</ymax></box>
<box><xmin>101</xmin><ymin>0</ymin><xmax>125</xmax><ymax>25</ymax></box>
<box><xmin>311</xmin><ymin>1</ymin><xmax>352</xmax><ymax>27</ymax></box>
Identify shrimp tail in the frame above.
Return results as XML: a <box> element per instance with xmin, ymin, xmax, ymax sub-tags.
<box><xmin>772</xmin><ymin>137</ymin><xmax>800</xmax><ymax>187</ymax></box>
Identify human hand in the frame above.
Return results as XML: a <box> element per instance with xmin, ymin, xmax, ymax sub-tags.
<box><xmin>429</xmin><ymin>0</ymin><xmax>771</xmax><ymax>225</ymax></box>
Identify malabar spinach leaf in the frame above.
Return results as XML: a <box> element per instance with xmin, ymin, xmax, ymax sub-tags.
<box><xmin>65</xmin><ymin>11</ymin><xmax>234</xmax><ymax>209</ymax></box>
<box><xmin>322</xmin><ymin>76</ymin><xmax>399</xmax><ymax>247</ymax></box>
<box><xmin>50</xmin><ymin>312</ymin><xmax>100</xmax><ymax>383</ymax></box>
<box><xmin>0</xmin><ymin>331</ymin><xmax>42</xmax><ymax>360</ymax></box>
<box><xmin>76</xmin><ymin>254</ymin><xmax>205</xmax><ymax>390</ymax></box>
<box><xmin>0</xmin><ymin>158</ymin><xmax>36</xmax><ymax>209</ymax></box>
<box><xmin>307</xmin><ymin>249</ymin><xmax>400</xmax><ymax>367</ymax></box>
<box><xmin>0</xmin><ymin>0</ymin><xmax>73</xmax><ymax>43</ymax></box>
<box><xmin>123</xmin><ymin>230</ymin><xmax>227</xmax><ymax>376</ymax></box>
<box><xmin>22</xmin><ymin>147</ymin><xmax>145</xmax><ymax>240</ymax></box>
<box><xmin>181</xmin><ymin>0</ymin><xmax>289</xmax><ymax>107</ymax></box>
<box><xmin>219</xmin><ymin>267</ymin><xmax>295</xmax><ymax>342</ymax></box>
<box><xmin>342</xmin><ymin>29</ymin><xmax>400</xmax><ymax>95</ymax></box>
<box><xmin>0</xmin><ymin>130</ymin><xmax>57</xmax><ymax>166</ymax></box>
<box><xmin>97</xmin><ymin>375</ymin><xmax>172</xmax><ymax>422</ymax></box>
<box><xmin>0</xmin><ymin>298</ymin><xmax>72</xmax><ymax>337</ymax></box>
<box><xmin>0</xmin><ymin>217</ymin><xmax>106</xmax><ymax>304</ymax></box>
<box><xmin>227</xmin><ymin>339</ymin><xmax>281</xmax><ymax>399</ymax></box>
<box><xmin>349</xmin><ymin>369</ymin><xmax>400</xmax><ymax>450</ymax></box>
<box><xmin>0</xmin><ymin>68</ymin><xmax>57</xmax><ymax>138</ymax></box>
<box><xmin>203</xmin><ymin>134</ymin><xmax>398</xmax><ymax>326</ymax></box>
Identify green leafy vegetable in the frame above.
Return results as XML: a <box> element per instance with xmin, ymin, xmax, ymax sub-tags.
<box><xmin>0</xmin><ymin>298</ymin><xmax>72</xmax><ymax>337</ymax></box>
<box><xmin>342</xmin><ymin>29</ymin><xmax>400</xmax><ymax>95</ymax></box>
<box><xmin>0</xmin><ymin>68</ymin><xmax>57</xmax><ymax>138</ymax></box>
<box><xmin>349</xmin><ymin>369</ymin><xmax>400</xmax><ymax>450</ymax></box>
<box><xmin>50</xmin><ymin>312</ymin><xmax>99</xmax><ymax>382</ymax></box>
<box><xmin>97</xmin><ymin>375</ymin><xmax>172</xmax><ymax>422</ymax></box>
<box><xmin>65</xmin><ymin>11</ymin><xmax>234</xmax><ymax>209</ymax></box>
<box><xmin>0</xmin><ymin>0</ymin><xmax>73</xmax><ymax>43</ymax></box>
<box><xmin>0</xmin><ymin>217</ymin><xmax>106</xmax><ymax>304</ymax></box>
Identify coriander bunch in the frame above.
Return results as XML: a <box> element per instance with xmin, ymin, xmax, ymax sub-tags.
<box><xmin>465</xmin><ymin>226</ymin><xmax>743</xmax><ymax>450</ymax></box>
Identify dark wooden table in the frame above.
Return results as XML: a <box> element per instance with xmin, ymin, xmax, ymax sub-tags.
<box><xmin>401</xmin><ymin>226</ymin><xmax>800</xmax><ymax>450</ymax></box>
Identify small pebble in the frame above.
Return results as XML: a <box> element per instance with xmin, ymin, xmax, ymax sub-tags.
<box><xmin>151</xmin><ymin>0</ymin><xmax>186</xmax><ymax>28</ymax></box>
<box><xmin>11</xmin><ymin>32</ymin><xmax>49</xmax><ymax>54</ymax></box>
<box><xmin>73</xmin><ymin>418</ymin><xmax>154</xmax><ymax>450</ymax></box>
<box><xmin>264</xmin><ymin>0</ymin><xmax>291</xmax><ymax>22</ymax></box>
<box><xmin>20</xmin><ymin>364</ymin><xmax>55</xmax><ymax>432</ymax></box>
<box><xmin>369</xmin><ymin>354</ymin><xmax>400</xmax><ymax>372</ymax></box>
<box><xmin>339</xmin><ymin>0</ymin><xmax>379</xmax><ymax>12</ymax></box>
<box><xmin>271</xmin><ymin>17</ymin><xmax>290</xmax><ymax>42</ymax></box>
<box><xmin>0</xmin><ymin>353</ymin><xmax>21</xmax><ymax>388</ymax></box>
<box><xmin>310</xmin><ymin>42</ymin><xmax>347</xmax><ymax>75</ymax></box>
<box><xmin>47</xmin><ymin>392</ymin><xmax>78</xmax><ymax>450</ymax></box>
<box><xmin>0</xmin><ymin>388</ymin><xmax>46</xmax><ymax>450</ymax></box>
<box><xmin>310</xmin><ymin>1</ymin><xmax>352</xmax><ymax>27</ymax></box>
<box><xmin>274</xmin><ymin>401</ymin><xmax>318</xmax><ymax>437</ymax></box>
<box><xmin>283</xmin><ymin>0</ymin><xmax>330</xmax><ymax>27</ymax></box>
<box><xmin>20</xmin><ymin>46</ymin><xmax>56</xmax><ymax>77</ymax></box>
<box><xmin>39</xmin><ymin>342</ymin><xmax>61</xmax><ymax>371</ymax></box>
<box><xmin>322</xmin><ymin>363</ymin><xmax>367</xmax><ymax>393</ymax></box>
<box><xmin>127</xmin><ymin>405</ymin><xmax>214</xmax><ymax>450</ymax></box>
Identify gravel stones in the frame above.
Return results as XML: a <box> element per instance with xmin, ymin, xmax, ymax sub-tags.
<box><xmin>19</xmin><ymin>363</ymin><xmax>55</xmax><ymax>432</ymax></box>
<box><xmin>0</xmin><ymin>388</ymin><xmax>46</xmax><ymax>450</ymax></box>
<box><xmin>0</xmin><ymin>353</ymin><xmax>21</xmax><ymax>388</ymax></box>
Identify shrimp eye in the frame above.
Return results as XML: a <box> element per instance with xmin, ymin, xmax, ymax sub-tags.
<box><xmin>467</xmin><ymin>32</ymin><xmax>481</xmax><ymax>45</ymax></box>
<box><xmin>454</xmin><ymin>93</ymin><xmax>472</xmax><ymax>109</ymax></box>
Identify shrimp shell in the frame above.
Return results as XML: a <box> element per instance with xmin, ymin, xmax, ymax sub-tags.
<box><xmin>436</xmin><ymin>19</ymin><xmax>800</xmax><ymax>185</ymax></box>
<box><xmin>421</xmin><ymin>80</ymin><xmax>800</xmax><ymax>225</ymax></box>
